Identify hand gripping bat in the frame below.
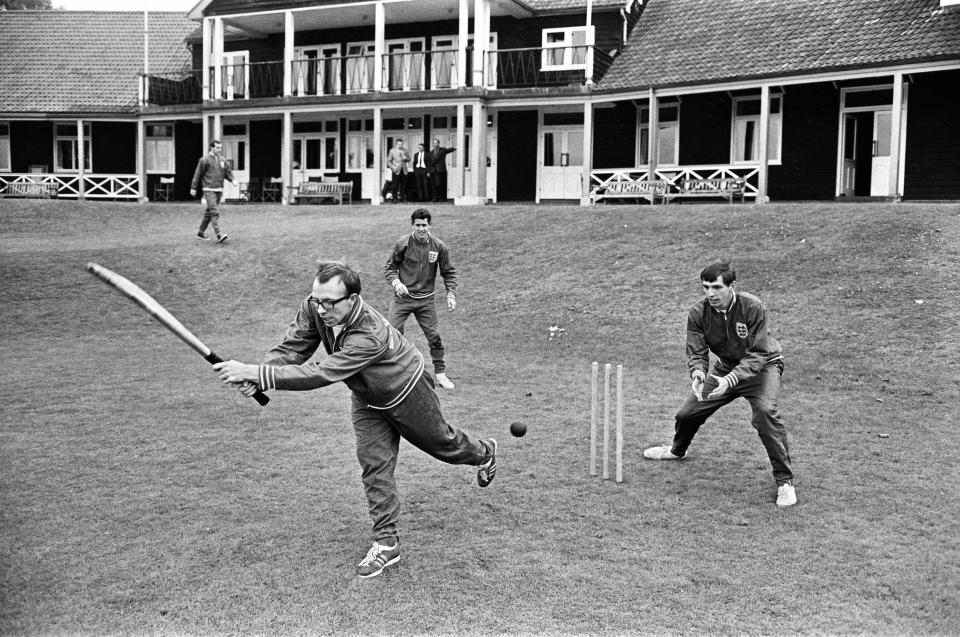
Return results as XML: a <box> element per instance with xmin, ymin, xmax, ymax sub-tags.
<box><xmin>85</xmin><ymin>262</ymin><xmax>269</xmax><ymax>406</ymax></box>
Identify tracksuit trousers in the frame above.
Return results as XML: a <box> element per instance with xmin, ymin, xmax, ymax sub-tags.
<box><xmin>672</xmin><ymin>361</ymin><xmax>794</xmax><ymax>484</ymax></box>
<box><xmin>351</xmin><ymin>374</ymin><xmax>491</xmax><ymax>543</ymax></box>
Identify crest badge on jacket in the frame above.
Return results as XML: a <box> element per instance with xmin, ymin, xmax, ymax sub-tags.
<box><xmin>428</xmin><ymin>251</ymin><xmax>438</xmax><ymax>263</ymax></box>
<box><xmin>736</xmin><ymin>322</ymin><xmax>748</xmax><ymax>338</ymax></box>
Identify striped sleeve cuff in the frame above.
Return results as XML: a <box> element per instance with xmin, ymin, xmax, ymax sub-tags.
<box><xmin>258</xmin><ymin>365</ymin><xmax>277</xmax><ymax>391</ymax></box>
<box><xmin>723</xmin><ymin>372</ymin><xmax>739</xmax><ymax>387</ymax></box>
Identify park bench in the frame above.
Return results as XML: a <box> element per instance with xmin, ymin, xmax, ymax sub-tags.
<box><xmin>592</xmin><ymin>179</ymin><xmax>668</xmax><ymax>204</ymax></box>
<box><xmin>288</xmin><ymin>181</ymin><xmax>353</xmax><ymax>205</ymax></box>
<box><xmin>0</xmin><ymin>182</ymin><xmax>59</xmax><ymax>199</ymax></box>
<box><xmin>664</xmin><ymin>178</ymin><xmax>745</xmax><ymax>203</ymax></box>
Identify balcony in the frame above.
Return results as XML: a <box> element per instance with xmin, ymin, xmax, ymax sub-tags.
<box><xmin>140</xmin><ymin>45</ymin><xmax>613</xmax><ymax>106</ymax></box>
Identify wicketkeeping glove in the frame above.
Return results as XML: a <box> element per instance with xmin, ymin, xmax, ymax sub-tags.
<box><xmin>707</xmin><ymin>373</ymin><xmax>735</xmax><ymax>399</ymax></box>
<box><xmin>691</xmin><ymin>371</ymin><xmax>705</xmax><ymax>401</ymax></box>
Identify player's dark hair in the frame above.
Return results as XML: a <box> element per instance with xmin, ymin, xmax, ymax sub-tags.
<box><xmin>315</xmin><ymin>261</ymin><xmax>361</xmax><ymax>295</ymax></box>
<box><xmin>411</xmin><ymin>208</ymin><xmax>432</xmax><ymax>224</ymax></box>
<box><xmin>209</xmin><ymin>140</ymin><xmax>221</xmax><ymax>149</ymax></box>
<box><xmin>700</xmin><ymin>261</ymin><xmax>736</xmax><ymax>286</ymax></box>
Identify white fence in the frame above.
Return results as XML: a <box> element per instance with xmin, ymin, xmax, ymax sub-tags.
<box><xmin>0</xmin><ymin>173</ymin><xmax>141</xmax><ymax>199</ymax></box>
<box><xmin>590</xmin><ymin>165</ymin><xmax>760</xmax><ymax>202</ymax></box>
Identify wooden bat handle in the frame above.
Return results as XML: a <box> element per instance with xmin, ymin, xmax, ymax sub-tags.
<box><xmin>205</xmin><ymin>351</ymin><xmax>270</xmax><ymax>406</ymax></box>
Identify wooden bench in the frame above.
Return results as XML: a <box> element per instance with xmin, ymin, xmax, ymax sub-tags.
<box><xmin>0</xmin><ymin>182</ymin><xmax>59</xmax><ymax>199</ymax></box>
<box><xmin>593</xmin><ymin>179</ymin><xmax>668</xmax><ymax>204</ymax></box>
<box><xmin>664</xmin><ymin>178</ymin><xmax>745</xmax><ymax>203</ymax></box>
<box><xmin>288</xmin><ymin>181</ymin><xmax>353</xmax><ymax>205</ymax></box>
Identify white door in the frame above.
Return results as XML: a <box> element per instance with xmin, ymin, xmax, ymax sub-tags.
<box><xmin>295</xmin><ymin>45</ymin><xmax>341</xmax><ymax>96</ymax></box>
<box><xmin>430</xmin><ymin>36</ymin><xmax>458</xmax><ymax>89</ymax></box>
<box><xmin>221</xmin><ymin>134</ymin><xmax>248</xmax><ymax>201</ymax></box>
<box><xmin>346</xmin><ymin>121</ymin><xmax>375</xmax><ymax>199</ymax></box>
<box><xmin>841</xmin><ymin>115</ymin><xmax>857</xmax><ymax>197</ymax></box>
<box><xmin>459</xmin><ymin>126</ymin><xmax>497</xmax><ymax>201</ymax></box>
<box><xmin>222</xmin><ymin>51</ymin><xmax>248</xmax><ymax>100</ymax></box>
<box><xmin>385</xmin><ymin>39</ymin><xmax>425</xmax><ymax>91</ymax></box>
<box><xmin>540</xmin><ymin>126</ymin><xmax>583</xmax><ymax>200</ymax></box>
<box><xmin>870</xmin><ymin>110</ymin><xmax>892</xmax><ymax>196</ymax></box>
<box><xmin>345</xmin><ymin>42</ymin><xmax>375</xmax><ymax>94</ymax></box>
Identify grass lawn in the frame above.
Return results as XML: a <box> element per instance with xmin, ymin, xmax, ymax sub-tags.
<box><xmin>1</xmin><ymin>198</ymin><xmax>958</xmax><ymax>636</ymax></box>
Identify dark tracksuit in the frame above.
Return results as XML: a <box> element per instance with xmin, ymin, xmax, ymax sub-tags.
<box><xmin>384</xmin><ymin>232</ymin><xmax>458</xmax><ymax>375</ymax></box>
<box><xmin>255</xmin><ymin>295</ymin><xmax>490</xmax><ymax>543</ymax></box>
<box><xmin>190</xmin><ymin>152</ymin><xmax>234</xmax><ymax>238</ymax></box>
<box><xmin>672</xmin><ymin>291</ymin><xmax>794</xmax><ymax>484</ymax></box>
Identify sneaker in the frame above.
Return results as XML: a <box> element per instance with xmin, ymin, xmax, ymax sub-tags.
<box><xmin>196</xmin><ymin>233</ymin><xmax>209</xmax><ymax>241</ymax></box>
<box><xmin>642</xmin><ymin>445</ymin><xmax>686</xmax><ymax>460</ymax></box>
<box><xmin>435</xmin><ymin>373</ymin><xmax>455</xmax><ymax>390</ymax></box>
<box><xmin>356</xmin><ymin>540</ymin><xmax>400</xmax><ymax>578</ymax></box>
<box><xmin>477</xmin><ymin>438</ymin><xmax>497</xmax><ymax>487</ymax></box>
<box><xmin>216</xmin><ymin>234</ymin><xmax>229</xmax><ymax>243</ymax></box>
<box><xmin>776</xmin><ymin>482</ymin><xmax>797</xmax><ymax>507</ymax></box>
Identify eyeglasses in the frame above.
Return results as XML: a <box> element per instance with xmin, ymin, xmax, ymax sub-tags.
<box><xmin>309</xmin><ymin>294</ymin><xmax>352</xmax><ymax>310</ymax></box>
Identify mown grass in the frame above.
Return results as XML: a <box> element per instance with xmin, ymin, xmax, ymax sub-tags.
<box><xmin>1</xmin><ymin>198</ymin><xmax>958</xmax><ymax>636</ymax></box>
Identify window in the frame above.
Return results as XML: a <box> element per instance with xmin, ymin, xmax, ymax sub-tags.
<box><xmin>346</xmin><ymin>119</ymin><xmax>374</xmax><ymax>171</ymax></box>
<box><xmin>293</xmin><ymin>119</ymin><xmax>339</xmax><ymax>173</ymax></box>
<box><xmin>637</xmin><ymin>103</ymin><xmax>680</xmax><ymax>166</ymax></box>
<box><xmin>731</xmin><ymin>94</ymin><xmax>782</xmax><ymax>164</ymax></box>
<box><xmin>145</xmin><ymin>124</ymin><xmax>175</xmax><ymax>173</ymax></box>
<box><xmin>54</xmin><ymin>123</ymin><xmax>91</xmax><ymax>172</ymax></box>
<box><xmin>542</xmin><ymin>27</ymin><xmax>588</xmax><ymax>70</ymax></box>
<box><xmin>0</xmin><ymin>122</ymin><xmax>9</xmax><ymax>172</ymax></box>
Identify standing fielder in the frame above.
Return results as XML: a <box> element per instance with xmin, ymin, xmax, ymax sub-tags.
<box><xmin>643</xmin><ymin>261</ymin><xmax>797</xmax><ymax>507</ymax></box>
<box><xmin>385</xmin><ymin>208</ymin><xmax>458</xmax><ymax>389</ymax></box>
<box><xmin>213</xmin><ymin>262</ymin><xmax>497</xmax><ymax>578</ymax></box>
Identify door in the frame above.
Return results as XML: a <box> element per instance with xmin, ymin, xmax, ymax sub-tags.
<box><xmin>385</xmin><ymin>39</ymin><xmax>425</xmax><ymax>91</ymax></box>
<box><xmin>345</xmin><ymin>42</ymin><xmax>375</xmax><ymax>94</ymax></box>
<box><xmin>221</xmin><ymin>133</ymin><xmax>248</xmax><ymax>201</ymax></box>
<box><xmin>540</xmin><ymin>126</ymin><xmax>583</xmax><ymax>200</ymax></box>
<box><xmin>222</xmin><ymin>51</ymin><xmax>248</xmax><ymax>100</ymax></box>
<box><xmin>430</xmin><ymin>36</ymin><xmax>458</xmax><ymax>89</ymax></box>
<box><xmin>346</xmin><ymin>119</ymin><xmax>375</xmax><ymax>199</ymax></box>
<box><xmin>870</xmin><ymin>110</ymin><xmax>892</xmax><ymax>196</ymax></box>
<box><xmin>295</xmin><ymin>45</ymin><xmax>341</xmax><ymax>96</ymax></box>
<box><xmin>841</xmin><ymin>115</ymin><xmax>857</xmax><ymax>197</ymax></box>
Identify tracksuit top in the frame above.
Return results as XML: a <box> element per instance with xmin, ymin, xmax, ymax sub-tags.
<box><xmin>384</xmin><ymin>233</ymin><xmax>458</xmax><ymax>300</ymax></box>
<box><xmin>686</xmin><ymin>290</ymin><xmax>783</xmax><ymax>389</ymax></box>
<box><xmin>256</xmin><ymin>296</ymin><xmax>425</xmax><ymax>410</ymax></box>
<box><xmin>190</xmin><ymin>153</ymin><xmax>235</xmax><ymax>192</ymax></box>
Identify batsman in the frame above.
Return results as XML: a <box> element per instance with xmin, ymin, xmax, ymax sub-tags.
<box><xmin>213</xmin><ymin>261</ymin><xmax>498</xmax><ymax>578</ymax></box>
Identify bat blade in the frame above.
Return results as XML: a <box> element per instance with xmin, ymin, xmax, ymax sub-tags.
<box><xmin>85</xmin><ymin>262</ymin><xmax>269</xmax><ymax>406</ymax></box>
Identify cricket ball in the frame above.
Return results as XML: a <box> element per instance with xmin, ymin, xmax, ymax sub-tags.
<box><xmin>509</xmin><ymin>421</ymin><xmax>527</xmax><ymax>437</ymax></box>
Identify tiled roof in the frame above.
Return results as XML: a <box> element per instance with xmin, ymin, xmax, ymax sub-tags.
<box><xmin>600</xmin><ymin>0</ymin><xmax>960</xmax><ymax>91</ymax></box>
<box><xmin>0</xmin><ymin>11</ymin><xmax>196</xmax><ymax>115</ymax></box>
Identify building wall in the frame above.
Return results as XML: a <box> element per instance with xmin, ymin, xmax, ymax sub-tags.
<box><xmin>496</xmin><ymin>109</ymin><xmax>537</xmax><ymax>201</ymax></box>
<box><xmin>10</xmin><ymin>122</ymin><xmax>53</xmax><ymax>172</ymax></box>
<box><xmin>592</xmin><ymin>101</ymin><xmax>636</xmax><ymax>168</ymax></box>
<box><xmin>904</xmin><ymin>69</ymin><xmax>960</xmax><ymax>200</ymax></box>
<box><xmin>91</xmin><ymin>122</ymin><xmax>136</xmax><ymax>174</ymax></box>
<box><xmin>769</xmin><ymin>82</ymin><xmax>840</xmax><ymax>201</ymax></box>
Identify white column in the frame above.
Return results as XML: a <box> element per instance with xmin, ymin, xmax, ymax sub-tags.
<box><xmin>374</xmin><ymin>3</ymin><xmax>385</xmax><ymax>92</ymax></box>
<box><xmin>202</xmin><ymin>114</ymin><xmax>209</xmax><ymax>154</ymax></box>
<box><xmin>372</xmin><ymin>107</ymin><xmax>383</xmax><ymax>205</ymax></box>
<box><xmin>581</xmin><ymin>101</ymin><xmax>593</xmax><ymax>205</ymax></box>
<box><xmin>647</xmin><ymin>88</ymin><xmax>659</xmax><ymax>178</ymax></box>
<box><xmin>213</xmin><ymin>18</ymin><xmax>224</xmax><ymax>101</ymax></box>
<box><xmin>213</xmin><ymin>114</ymin><xmax>222</xmax><ymax>143</ymax></box>
<box><xmin>283</xmin><ymin>11</ymin><xmax>294</xmax><ymax>97</ymax></box>
<box><xmin>585</xmin><ymin>0</ymin><xmax>595</xmax><ymax>86</ymax></box>
<box><xmin>202</xmin><ymin>18</ymin><xmax>212</xmax><ymax>100</ymax></box>
<box><xmin>457</xmin><ymin>0</ymin><xmax>468</xmax><ymax>88</ymax></box>
<box><xmin>472</xmin><ymin>0</ymin><xmax>490</xmax><ymax>88</ymax></box>
<box><xmin>889</xmin><ymin>72</ymin><xmax>904</xmax><ymax>200</ymax></box>
<box><xmin>469</xmin><ymin>102</ymin><xmax>487</xmax><ymax>204</ymax></box>
<box><xmin>757</xmin><ymin>84</ymin><xmax>770</xmax><ymax>204</ymax></box>
<box><xmin>137</xmin><ymin>119</ymin><xmax>147</xmax><ymax>202</ymax></box>
<box><xmin>77</xmin><ymin>119</ymin><xmax>86</xmax><ymax>200</ymax></box>
<box><xmin>281</xmin><ymin>111</ymin><xmax>292</xmax><ymax>204</ymax></box>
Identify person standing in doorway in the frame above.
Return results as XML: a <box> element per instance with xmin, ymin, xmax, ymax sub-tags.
<box><xmin>190</xmin><ymin>140</ymin><xmax>237</xmax><ymax>243</ymax></box>
<box><xmin>385</xmin><ymin>208</ymin><xmax>458</xmax><ymax>390</ymax></box>
<box><xmin>428</xmin><ymin>138</ymin><xmax>456</xmax><ymax>202</ymax></box>
<box><xmin>412</xmin><ymin>142</ymin><xmax>431</xmax><ymax>202</ymax></box>
<box><xmin>386</xmin><ymin>139</ymin><xmax>409</xmax><ymax>203</ymax></box>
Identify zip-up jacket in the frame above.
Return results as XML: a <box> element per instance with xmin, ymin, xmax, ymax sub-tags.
<box><xmin>256</xmin><ymin>296</ymin><xmax>424</xmax><ymax>409</ymax></box>
<box><xmin>190</xmin><ymin>153</ymin><xmax>235</xmax><ymax>192</ymax></box>
<box><xmin>384</xmin><ymin>233</ymin><xmax>458</xmax><ymax>300</ymax></box>
<box><xmin>686</xmin><ymin>290</ymin><xmax>783</xmax><ymax>389</ymax></box>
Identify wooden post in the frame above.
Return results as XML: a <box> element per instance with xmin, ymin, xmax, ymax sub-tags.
<box><xmin>889</xmin><ymin>73</ymin><xmax>904</xmax><ymax>200</ymax></box>
<box><xmin>283</xmin><ymin>11</ymin><xmax>294</xmax><ymax>97</ymax></box>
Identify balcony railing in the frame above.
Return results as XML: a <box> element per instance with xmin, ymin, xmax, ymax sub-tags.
<box><xmin>140</xmin><ymin>45</ymin><xmax>610</xmax><ymax>105</ymax></box>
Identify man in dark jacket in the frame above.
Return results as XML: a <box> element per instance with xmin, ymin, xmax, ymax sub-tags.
<box><xmin>427</xmin><ymin>138</ymin><xmax>455</xmax><ymax>202</ymax></box>
<box><xmin>213</xmin><ymin>261</ymin><xmax>497</xmax><ymax>579</ymax></box>
<box><xmin>190</xmin><ymin>140</ymin><xmax>237</xmax><ymax>243</ymax></box>
<box><xmin>643</xmin><ymin>261</ymin><xmax>797</xmax><ymax>507</ymax></box>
